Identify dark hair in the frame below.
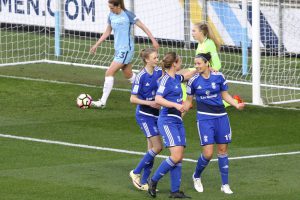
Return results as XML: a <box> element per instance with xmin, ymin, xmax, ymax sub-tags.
<box><xmin>161</xmin><ymin>52</ymin><xmax>178</xmax><ymax>71</ymax></box>
<box><xmin>108</xmin><ymin>0</ymin><xmax>126</xmax><ymax>10</ymax></box>
<box><xmin>194</xmin><ymin>22</ymin><xmax>220</xmax><ymax>51</ymax></box>
<box><xmin>195</xmin><ymin>52</ymin><xmax>211</xmax><ymax>63</ymax></box>
<box><xmin>140</xmin><ymin>48</ymin><xmax>157</xmax><ymax>65</ymax></box>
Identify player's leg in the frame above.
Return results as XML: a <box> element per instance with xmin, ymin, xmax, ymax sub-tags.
<box><xmin>91</xmin><ymin>60</ymin><xmax>125</xmax><ymax>108</ymax></box>
<box><xmin>215</xmin><ymin>115</ymin><xmax>233</xmax><ymax>194</ymax></box>
<box><xmin>121</xmin><ymin>50</ymin><xmax>136</xmax><ymax>83</ymax></box>
<box><xmin>130</xmin><ymin>117</ymin><xmax>161</xmax><ymax>190</ymax></box>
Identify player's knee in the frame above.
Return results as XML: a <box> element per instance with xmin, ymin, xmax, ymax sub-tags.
<box><xmin>152</xmin><ymin>145</ymin><xmax>162</xmax><ymax>154</ymax></box>
<box><xmin>203</xmin><ymin>151</ymin><xmax>213</xmax><ymax>160</ymax></box>
<box><xmin>170</xmin><ymin>154</ymin><xmax>183</xmax><ymax>163</ymax></box>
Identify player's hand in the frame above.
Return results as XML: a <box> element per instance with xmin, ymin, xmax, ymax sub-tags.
<box><xmin>149</xmin><ymin>101</ymin><xmax>161</xmax><ymax>109</ymax></box>
<box><xmin>175</xmin><ymin>103</ymin><xmax>185</xmax><ymax>113</ymax></box>
<box><xmin>90</xmin><ymin>45</ymin><xmax>98</xmax><ymax>54</ymax></box>
<box><xmin>235</xmin><ymin>102</ymin><xmax>245</xmax><ymax>110</ymax></box>
<box><xmin>152</xmin><ymin>40</ymin><xmax>160</xmax><ymax>50</ymax></box>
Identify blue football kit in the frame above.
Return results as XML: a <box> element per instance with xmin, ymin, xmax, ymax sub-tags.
<box><xmin>156</xmin><ymin>73</ymin><xmax>186</xmax><ymax>147</ymax></box>
<box><xmin>131</xmin><ymin>67</ymin><xmax>162</xmax><ymax>138</ymax></box>
<box><xmin>187</xmin><ymin>72</ymin><xmax>232</xmax><ymax>146</ymax></box>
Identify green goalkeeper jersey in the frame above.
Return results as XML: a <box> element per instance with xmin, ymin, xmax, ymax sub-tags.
<box><xmin>195</xmin><ymin>38</ymin><xmax>221</xmax><ymax>71</ymax></box>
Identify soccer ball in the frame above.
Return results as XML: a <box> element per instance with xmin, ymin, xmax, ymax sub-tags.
<box><xmin>233</xmin><ymin>95</ymin><xmax>243</xmax><ymax>103</ymax></box>
<box><xmin>76</xmin><ymin>94</ymin><xmax>92</xmax><ymax>109</ymax></box>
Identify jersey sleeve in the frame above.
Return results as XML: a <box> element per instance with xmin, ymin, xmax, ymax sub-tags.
<box><xmin>175</xmin><ymin>74</ymin><xmax>184</xmax><ymax>83</ymax></box>
<box><xmin>131</xmin><ymin>74</ymin><xmax>143</xmax><ymax>95</ymax></box>
<box><xmin>156</xmin><ymin>78</ymin><xmax>170</xmax><ymax>97</ymax></box>
<box><xmin>107</xmin><ymin>14</ymin><xmax>111</xmax><ymax>25</ymax></box>
<box><xmin>125</xmin><ymin>10</ymin><xmax>138</xmax><ymax>24</ymax></box>
<box><xmin>219</xmin><ymin>73</ymin><xmax>228</xmax><ymax>91</ymax></box>
<box><xmin>206</xmin><ymin>40</ymin><xmax>221</xmax><ymax>71</ymax></box>
<box><xmin>186</xmin><ymin>76</ymin><xmax>196</xmax><ymax>95</ymax></box>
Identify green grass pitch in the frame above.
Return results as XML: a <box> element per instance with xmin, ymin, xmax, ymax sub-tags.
<box><xmin>0</xmin><ymin>64</ymin><xmax>300</xmax><ymax>199</ymax></box>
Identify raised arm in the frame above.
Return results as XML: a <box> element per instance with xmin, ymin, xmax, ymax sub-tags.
<box><xmin>221</xmin><ymin>91</ymin><xmax>245</xmax><ymax>110</ymax></box>
<box><xmin>90</xmin><ymin>25</ymin><xmax>112</xmax><ymax>54</ymax></box>
<box><xmin>135</xmin><ymin>20</ymin><xmax>159</xmax><ymax>49</ymax></box>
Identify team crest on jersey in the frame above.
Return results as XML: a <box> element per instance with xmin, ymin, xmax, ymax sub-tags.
<box><xmin>211</xmin><ymin>82</ymin><xmax>216</xmax><ymax>89</ymax></box>
<box><xmin>205</xmin><ymin>90</ymin><xmax>210</xmax><ymax>96</ymax></box>
<box><xmin>204</xmin><ymin>135</ymin><xmax>208</xmax><ymax>143</ymax></box>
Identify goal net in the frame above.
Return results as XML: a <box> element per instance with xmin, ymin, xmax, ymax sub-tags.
<box><xmin>0</xmin><ymin>0</ymin><xmax>299</xmax><ymax>105</ymax></box>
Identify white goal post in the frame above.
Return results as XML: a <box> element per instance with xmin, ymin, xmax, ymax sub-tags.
<box><xmin>0</xmin><ymin>0</ymin><xmax>299</xmax><ymax>105</ymax></box>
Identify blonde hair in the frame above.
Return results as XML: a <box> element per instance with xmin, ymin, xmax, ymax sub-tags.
<box><xmin>195</xmin><ymin>22</ymin><xmax>221</xmax><ymax>51</ymax></box>
<box><xmin>108</xmin><ymin>0</ymin><xmax>126</xmax><ymax>10</ymax></box>
<box><xmin>140</xmin><ymin>48</ymin><xmax>157</xmax><ymax>66</ymax></box>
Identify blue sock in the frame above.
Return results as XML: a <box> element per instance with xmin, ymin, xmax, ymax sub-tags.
<box><xmin>141</xmin><ymin>160</ymin><xmax>154</xmax><ymax>185</ymax></box>
<box><xmin>218</xmin><ymin>154</ymin><xmax>229</xmax><ymax>185</ymax></box>
<box><xmin>170</xmin><ymin>162</ymin><xmax>182</xmax><ymax>192</ymax></box>
<box><xmin>152</xmin><ymin>157</ymin><xmax>175</xmax><ymax>182</ymax></box>
<box><xmin>133</xmin><ymin>150</ymin><xmax>156</xmax><ymax>174</ymax></box>
<box><xmin>194</xmin><ymin>154</ymin><xmax>210</xmax><ymax>178</ymax></box>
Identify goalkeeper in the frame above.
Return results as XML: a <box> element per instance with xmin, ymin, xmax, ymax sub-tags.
<box><xmin>181</xmin><ymin>22</ymin><xmax>222</xmax><ymax>104</ymax></box>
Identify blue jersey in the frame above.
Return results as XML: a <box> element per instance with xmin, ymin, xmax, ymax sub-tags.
<box><xmin>187</xmin><ymin>72</ymin><xmax>228</xmax><ymax>120</ymax></box>
<box><xmin>156</xmin><ymin>73</ymin><xmax>184</xmax><ymax>121</ymax></box>
<box><xmin>131</xmin><ymin>66</ymin><xmax>162</xmax><ymax>117</ymax></box>
<box><xmin>107</xmin><ymin>10</ymin><xmax>137</xmax><ymax>51</ymax></box>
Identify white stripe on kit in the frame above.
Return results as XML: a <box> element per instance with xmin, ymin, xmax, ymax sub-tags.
<box><xmin>163</xmin><ymin>125</ymin><xmax>175</xmax><ymax>146</ymax></box>
<box><xmin>142</xmin><ymin>122</ymin><xmax>151</xmax><ymax>138</ymax></box>
<box><xmin>197</xmin><ymin>111</ymin><xmax>227</xmax><ymax>116</ymax></box>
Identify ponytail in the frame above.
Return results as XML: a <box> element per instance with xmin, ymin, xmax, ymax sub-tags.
<box><xmin>195</xmin><ymin>22</ymin><xmax>221</xmax><ymax>51</ymax></box>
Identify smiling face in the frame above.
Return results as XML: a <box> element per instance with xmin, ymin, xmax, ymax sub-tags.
<box><xmin>108</xmin><ymin>3</ymin><xmax>122</xmax><ymax>14</ymax></box>
<box><xmin>195</xmin><ymin>57</ymin><xmax>209</xmax><ymax>73</ymax></box>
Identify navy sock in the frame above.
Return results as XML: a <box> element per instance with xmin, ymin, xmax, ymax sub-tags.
<box><xmin>194</xmin><ymin>154</ymin><xmax>210</xmax><ymax>178</ymax></box>
<box><xmin>218</xmin><ymin>154</ymin><xmax>229</xmax><ymax>185</ymax></box>
<box><xmin>141</xmin><ymin>160</ymin><xmax>154</xmax><ymax>185</ymax></box>
<box><xmin>170</xmin><ymin>162</ymin><xmax>182</xmax><ymax>192</ymax></box>
<box><xmin>133</xmin><ymin>149</ymin><xmax>156</xmax><ymax>174</ymax></box>
<box><xmin>152</xmin><ymin>157</ymin><xmax>175</xmax><ymax>182</ymax></box>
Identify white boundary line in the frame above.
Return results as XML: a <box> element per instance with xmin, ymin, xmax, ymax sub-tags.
<box><xmin>1</xmin><ymin>74</ymin><xmax>299</xmax><ymax>111</ymax></box>
<box><xmin>1</xmin><ymin>133</ymin><xmax>299</xmax><ymax>162</ymax></box>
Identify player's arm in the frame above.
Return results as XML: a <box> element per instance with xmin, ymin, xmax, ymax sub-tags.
<box><xmin>155</xmin><ymin>95</ymin><xmax>185</xmax><ymax>113</ymax></box>
<box><xmin>90</xmin><ymin>25</ymin><xmax>112</xmax><ymax>54</ymax></box>
<box><xmin>180</xmin><ymin>69</ymin><xmax>197</xmax><ymax>81</ymax></box>
<box><xmin>183</xmin><ymin>95</ymin><xmax>193</xmax><ymax>111</ymax></box>
<box><xmin>221</xmin><ymin>91</ymin><xmax>245</xmax><ymax>110</ymax></box>
<box><xmin>135</xmin><ymin>20</ymin><xmax>159</xmax><ymax>49</ymax></box>
<box><xmin>130</xmin><ymin>94</ymin><xmax>160</xmax><ymax>109</ymax></box>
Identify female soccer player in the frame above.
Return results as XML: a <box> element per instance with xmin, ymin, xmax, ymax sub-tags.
<box><xmin>147</xmin><ymin>52</ymin><xmax>196</xmax><ymax>199</ymax></box>
<box><xmin>184</xmin><ymin>53</ymin><xmax>245</xmax><ymax>194</ymax></box>
<box><xmin>129</xmin><ymin>48</ymin><xmax>163</xmax><ymax>191</ymax></box>
<box><xmin>182</xmin><ymin>21</ymin><xmax>221</xmax><ymax>102</ymax></box>
<box><xmin>90</xmin><ymin>0</ymin><xmax>159</xmax><ymax>108</ymax></box>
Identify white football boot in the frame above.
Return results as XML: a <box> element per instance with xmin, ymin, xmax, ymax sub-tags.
<box><xmin>192</xmin><ymin>173</ymin><xmax>204</xmax><ymax>192</ymax></box>
<box><xmin>91</xmin><ymin>100</ymin><xmax>106</xmax><ymax>109</ymax></box>
<box><xmin>129</xmin><ymin>170</ymin><xmax>141</xmax><ymax>190</ymax></box>
<box><xmin>221</xmin><ymin>184</ymin><xmax>233</xmax><ymax>194</ymax></box>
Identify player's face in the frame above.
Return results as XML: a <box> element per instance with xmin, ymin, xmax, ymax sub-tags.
<box><xmin>195</xmin><ymin>58</ymin><xmax>209</xmax><ymax>73</ymax></box>
<box><xmin>174</xmin><ymin>56</ymin><xmax>182</xmax><ymax>71</ymax></box>
<box><xmin>108</xmin><ymin>3</ymin><xmax>121</xmax><ymax>14</ymax></box>
<box><xmin>146</xmin><ymin>52</ymin><xmax>159</xmax><ymax>67</ymax></box>
<box><xmin>192</xmin><ymin>26</ymin><xmax>203</xmax><ymax>41</ymax></box>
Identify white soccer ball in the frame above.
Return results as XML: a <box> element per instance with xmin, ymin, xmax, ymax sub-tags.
<box><xmin>76</xmin><ymin>93</ymin><xmax>92</xmax><ymax>109</ymax></box>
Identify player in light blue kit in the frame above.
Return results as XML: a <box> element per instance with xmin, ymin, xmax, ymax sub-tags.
<box><xmin>129</xmin><ymin>48</ymin><xmax>163</xmax><ymax>191</ymax></box>
<box><xmin>90</xmin><ymin>0</ymin><xmax>159</xmax><ymax>108</ymax></box>
<box><xmin>148</xmin><ymin>52</ymin><xmax>196</xmax><ymax>199</ymax></box>
<box><xmin>184</xmin><ymin>53</ymin><xmax>245</xmax><ymax>194</ymax></box>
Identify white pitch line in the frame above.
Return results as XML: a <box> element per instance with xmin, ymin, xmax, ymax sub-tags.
<box><xmin>1</xmin><ymin>133</ymin><xmax>299</xmax><ymax>162</ymax></box>
<box><xmin>1</xmin><ymin>74</ymin><xmax>300</xmax><ymax>111</ymax></box>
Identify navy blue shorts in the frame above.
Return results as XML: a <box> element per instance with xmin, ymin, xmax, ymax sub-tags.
<box><xmin>197</xmin><ymin>115</ymin><xmax>231</xmax><ymax>146</ymax></box>
<box><xmin>158</xmin><ymin>117</ymin><xmax>186</xmax><ymax>147</ymax></box>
